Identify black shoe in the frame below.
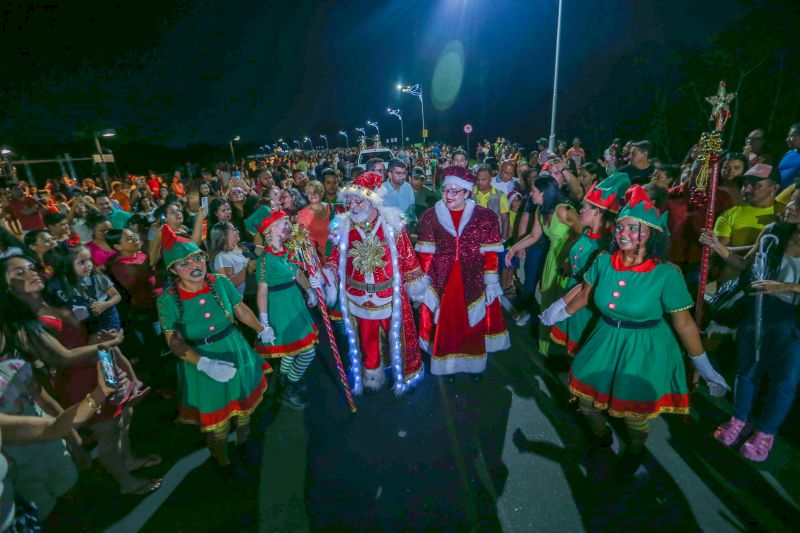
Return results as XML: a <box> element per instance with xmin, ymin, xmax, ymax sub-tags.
<box><xmin>470</xmin><ymin>373</ymin><xmax>484</xmax><ymax>383</ymax></box>
<box><xmin>280</xmin><ymin>381</ymin><xmax>307</xmax><ymax>410</ymax></box>
<box><xmin>612</xmin><ymin>449</ymin><xmax>645</xmax><ymax>483</ymax></box>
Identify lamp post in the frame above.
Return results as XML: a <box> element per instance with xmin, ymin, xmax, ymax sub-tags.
<box><xmin>338</xmin><ymin>131</ymin><xmax>349</xmax><ymax>149</ymax></box>
<box><xmin>229</xmin><ymin>135</ymin><xmax>241</xmax><ymax>167</ymax></box>
<box><xmin>398</xmin><ymin>83</ymin><xmax>426</xmax><ymax>144</ymax></box>
<box><xmin>547</xmin><ymin>0</ymin><xmax>564</xmax><ymax>152</ymax></box>
<box><xmin>320</xmin><ymin>134</ymin><xmax>329</xmax><ymax>150</ymax></box>
<box><xmin>93</xmin><ymin>128</ymin><xmax>116</xmax><ymax>190</ymax></box>
<box><xmin>387</xmin><ymin>108</ymin><xmax>403</xmax><ymax>147</ymax></box>
<box><xmin>367</xmin><ymin>121</ymin><xmax>380</xmax><ymax>143</ymax></box>
<box><xmin>304</xmin><ymin>137</ymin><xmax>313</xmax><ymax>149</ymax></box>
<box><xmin>1</xmin><ymin>147</ymin><xmax>14</xmax><ymax>183</ymax></box>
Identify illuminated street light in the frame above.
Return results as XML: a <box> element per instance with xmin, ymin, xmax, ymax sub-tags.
<box><xmin>548</xmin><ymin>0</ymin><xmax>563</xmax><ymax>152</ymax></box>
<box><xmin>355</xmin><ymin>127</ymin><xmax>366</xmax><ymax>135</ymax></box>
<box><xmin>387</xmin><ymin>108</ymin><xmax>404</xmax><ymax>147</ymax></box>
<box><xmin>304</xmin><ymin>137</ymin><xmax>312</xmax><ymax>148</ymax></box>
<box><xmin>398</xmin><ymin>83</ymin><xmax>426</xmax><ymax>143</ymax></box>
<box><xmin>93</xmin><ymin>128</ymin><xmax>117</xmax><ymax>189</ymax></box>
<box><xmin>229</xmin><ymin>135</ymin><xmax>241</xmax><ymax>166</ymax></box>
<box><xmin>338</xmin><ymin>130</ymin><xmax>349</xmax><ymax>149</ymax></box>
<box><xmin>367</xmin><ymin>120</ymin><xmax>380</xmax><ymax>140</ymax></box>
<box><xmin>320</xmin><ymin>134</ymin><xmax>329</xmax><ymax>150</ymax></box>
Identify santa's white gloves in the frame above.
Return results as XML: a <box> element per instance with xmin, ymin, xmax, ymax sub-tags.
<box><xmin>308</xmin><ymin>271</ymin><xmax>323</xmax><ymax>289</ymax></box>
<box><xmin>258</xmin><ymin>312</ymin><xmax>276</xmax><ymax>345</ymax></box>
<box><xmin>321</xmin><ymin>268</ymin><xmax>339</xmax><ymax>306</ymax></box>
<box><xmin>197</xmin><ymin>357</ymin><xmax>237</xmax><ymax>383</ymax></box>
<box><xmin>484</xmin><ymin>274</ymin><xmax>502</xmax><ymax>306</ymax></box>
<box><xmin>539</xmin><ymin>298</ymin><xmax>568</xmax><ymax>326</ymax></box>
<box><xmin>690</xmin><ymin>352</ymin><xmax>729</xmax><ymax>397</ymax></box>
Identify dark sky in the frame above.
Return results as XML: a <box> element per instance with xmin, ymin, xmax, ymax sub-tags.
<box><xmin>1</xmin><ymin>0</ymin><xmax>746</xmax><ymax>151</ymax></box>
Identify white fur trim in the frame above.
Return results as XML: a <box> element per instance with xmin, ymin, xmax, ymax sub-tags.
<box><xmin>484</xmin><ymin>273</ymin><xmax>499</xmax><ymax>285</ymax></box>
<box><xmin>415</xmin><ymin>243</ymin><xmax>437</xmax><ymax>253</ymax></box>
<box><xmin>348</xmin><ymin>302</ymin><xmax>392</xmax><ymax>320</ymax></box>
<box><xmin>468</xmin><ymin>300</ymin><xmax>487</xmax><ymax>327</ymax></box>
<box><xmin>486</xmin><ymin>331</ymin><xmax>511</xmax><ymax>352</ymax></box>
<box><xmin>443</xmin><ymin>175</ymin><xmax>474</xmax><ymax>191</ymax></box>
<box><xmin>433</xmin><ymin>199</ymin><xmax>476</xmax><ymax>237</ymax></box>
<box><xmin>480</xmin><ymin>244</ymin><xmax>505</xmax><ymax>253</ymax></box>
<box><xmin>405</xmin><ymin>275</ymin><xmax>431</xmax><ymax>301</ymax></box>
<box><xmin>363</xmin><ymin>367</ymin><xmax>386</xmax><ymax>390</ymax></box>
<box><xmin>419</xmin><ymin>336</ymin><xmax>431</xmax><ymax>354</ymax></box>
<box><xmin>430</xmin><ymin>356</ymin><xmax>487</xmax><ymax>375</ymax></box>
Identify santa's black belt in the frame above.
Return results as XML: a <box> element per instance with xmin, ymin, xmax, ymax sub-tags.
<box><xmin>189</xmin><ymin>324</ymin><xmax>235</xmax><ymax>346</ymax></box>
<box><xmin>270</xmin><ymin>281</ymin><xmax>299</xmax><ymax>292</ymax></box>
<box><xmin>601</xmin><ymin>315</ymin><xmax>661</xmax><ymax>329</ymax></box>
<box><xmin>348</xmin><ymin>278</ymin><xmax>393</xmax><ymax>293</ymax></box>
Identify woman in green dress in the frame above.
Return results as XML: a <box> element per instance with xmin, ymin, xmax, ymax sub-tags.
<box><xmin>157</xmin><ymin>225</ymin><xmax>272</xmax><ymax>471</ymax></box>
<box><xmin>548</xmin><ymin>173</ymin><xmax>631</xmax><ymax>355</ymax></box>
<box><xmin>251</xmin><ymin>207</ymin><xmax>320</xmax><ymax>410</ymax></box>
<box><xmin>506</xmin><ymin>175</ymin><xmax>582</xmax><ymax>355</ymax></box>
<box><xmin>542</xmin><ymin>185</ymin><xmax>730</xmax><ymax>481</ymax></box>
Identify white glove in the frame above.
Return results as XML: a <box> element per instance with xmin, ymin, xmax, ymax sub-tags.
<box><xmin>484</xmin><ymin>274</ymin><xmax>502</xmax><ymax>306</ymax></box>
<box><xmin>690</xmin><ymin>352</ymin><xmax>729</xmax><ymax>397</ymax></box>
<box><xmin>308</xmin><ymin>271</ymin><xmax>323</xmax><ymax>289</ymax></box>
<box><xmin>539</xmin><ymin>305</ymin><xmax>571</xmax><ymax>326</ymax></box>
<box><xmin>197</xmin><ymin>357</ymin><xmax>237</xmax><ymax>383</ymax></box>
<box><xmin>258</xmin><ymin>326</ymin><xmax>276</xmax><ymax>345</ymax></box>
<box><xmin>306</xmin><ymin>288</ymin><xmax>319</xmax><ymax>307</ymax></box>
<box><xmin>538</xmin><ymin>298</ymin><xmax>567</xmax><ymax>326</ymax></box>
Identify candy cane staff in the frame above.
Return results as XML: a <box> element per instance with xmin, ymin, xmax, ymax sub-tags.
<box><xmin>248</xmin><ymin>206</ymin><xmax>320</xmax><ymax>410</ymax></box>
<box><xmin>321</xmin><ymin>171</ymin><xmax>434</xmax><ymax>395</ymax></box>
<box><xmin>157</xmin><ymin>224</ymin><xmax>271</xmax><ymax>473</ymax></box>
<box><xmin>541</xmin><ymin>185</ymin><xmax>729</xmax><ymax>482</ymax></box>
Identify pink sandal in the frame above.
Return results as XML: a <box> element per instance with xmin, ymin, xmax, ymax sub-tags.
<box><xmin>714</xmin><ymin>417</ymin><xmax>747</xmax><ymax>446</ymax></box>
<box><xmin>739</xmin><ymin>431</ymin><xmax>774</xmax><ymax>462</ymax></box>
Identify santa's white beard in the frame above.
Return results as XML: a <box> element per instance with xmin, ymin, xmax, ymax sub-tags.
<box><xmin>349</xmin><ymin>205</ymin><xmax>373</xmax><ymax>223</ymax></box>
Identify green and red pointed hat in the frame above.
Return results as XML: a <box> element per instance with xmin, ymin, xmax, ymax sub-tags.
<box><xmin>162</xmin><ymin>224</ymin><xmax>201</xmax><ymax>269</ymax></box>
<box><xmin>584</xmin><ymin>172</ymin><xmax>631</xmax><ymax>214</ymax></box>
<box><xmin>244</xmin><ymin>204</ymin><xmax>289</xmax><ymax>236</ymax></box>
<box><xmin>617</xmin><ymin>184</ymin><xmax>668</xmax><ymax>232</ymax></box>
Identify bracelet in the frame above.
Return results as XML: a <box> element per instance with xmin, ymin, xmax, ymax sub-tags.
<box><xmin>84</xmin><ymin>393</ymin><xmax>101</xmax><ymax>413</ymax></box>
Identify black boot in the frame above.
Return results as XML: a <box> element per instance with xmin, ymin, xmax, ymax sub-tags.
<box><xmin>280</xmin><ymin>380</ymin><xmax>307</xmax><ymax>410</ymax></box>
<box><xmin>612</xmin><ymin>449</ymin><xmax>645</xmax><ymax>483</ymax></box>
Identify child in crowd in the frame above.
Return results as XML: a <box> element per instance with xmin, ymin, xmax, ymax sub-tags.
<box><xmin>44</xmin><ymin>245</ymin><xmax>147</xmax><ymax>403</ymax></box>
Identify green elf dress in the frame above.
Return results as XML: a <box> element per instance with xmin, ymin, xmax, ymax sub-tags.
<box><xmin>248</xmin><ymin>207</ymin><xmax>319</xmax><ymax>358</ymax></box>
<box><xmin>157</xmin><ymin>227</ymin><xmax>267</xmax><ymax>432</ymax></box>
<box><xmin>569</xmin><ymin>186</ymin><xmax>692</xmax><ymax>420</ymax></box>
<box><xmin>551</xmin><ymin>173</ymin><xmax>631</xmax><ymax>355</ymax></box>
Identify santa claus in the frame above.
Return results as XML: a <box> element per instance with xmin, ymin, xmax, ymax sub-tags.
<box><xmin>415</xmin><ymin>166</ymin><xmax>510</xmax><ymax>380</ymax></box>
<box><xmin>323</xmin><ymin>171</ymin><xmax>436</xmax><ymax>394</ymax></box>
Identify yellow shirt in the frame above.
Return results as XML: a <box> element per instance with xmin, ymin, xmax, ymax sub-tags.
<box><xmin>776</xmin><ymin>183</ymin><xmax>795</xmax><ymax>212</ymax></box>
<box><xmin>713</xmin><ymin>203</ymin><xmax>778</xmax><ymax>247</ymax></box>
<box><xmin>473</xmin><ymin>187</ymin><xmax>509</xmax><ymax>214</ymax></box>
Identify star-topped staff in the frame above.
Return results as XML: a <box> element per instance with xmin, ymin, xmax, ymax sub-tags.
<box><xmin>694</xmin><ymin>82</ymin><xmax>736</xmax><ymax>326</ymax></box>
<box><xmin>705</xmin><ymin>81</ymin><xmax>736</xmax><ymax>132</ymax></box>
<box><xmin>286</xmin><ymin>224</ymin><xmax>357</xmax><ymax>413</ymax></box>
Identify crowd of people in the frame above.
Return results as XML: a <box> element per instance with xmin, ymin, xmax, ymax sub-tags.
<box><xmin>0</xmin><ymin>122</ymin><xmax>798</xmax><ymax>528</ymax></box>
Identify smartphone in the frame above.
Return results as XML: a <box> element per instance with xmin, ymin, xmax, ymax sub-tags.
<box><xmin>98</xmin><ymin>346</ymin><xmax>118</xmax><ymax>388</ymax></box>
<box><xmin>201</xmin><ymin>196</ymin><xmax>208</xmax><ymax>211</ymax></box>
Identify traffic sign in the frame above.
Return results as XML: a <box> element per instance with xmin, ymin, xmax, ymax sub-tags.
<box><xmin>422</xmin><ymin>129</ymin><xmax>429</xmax><ymax>138</ymax></box>
<box><xmin>463</xmin><ymin>124</ymin><xmax>473</xmax><ymax>134</ymax></box>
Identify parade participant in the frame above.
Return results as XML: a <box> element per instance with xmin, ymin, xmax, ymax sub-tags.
<box><xmin>296</xmin><ymin>181</ymin><xmax>333</xmax><ymax>259</ymax></box>
<box><xmin>548</xmin><ymin>172</ymin><xmax>631</xmax><ymax>356</ymax></box>
<box><xmin>251</xmin><ymin>206</ymin><xmax>320</xmax><ymax>409</ymax></box>
<box><xmin>543</xmin><ymin>186</ymin><xmax>729</xmax><ymax>481</ymax></box>
<box><xmin>324</xmin><ymin>171</ymin><xmax>430</xmax><ymax>394</ymax></box>
<box><xmin>505</xmin><ymin>176</ymin><xmax>582</xmax><ymax>355</ymax></box>
<box><xmin>415</xmin><ymin>166</ymin><xmax>509</xmax><ymax>381</ymax></box>
<box><xmin>157</xmin><ymin>225</ymin><xmax>270</xmax><ymax>471</ymax></box>
<box><xmin>700</xmin><ymin>189</ymin><xmax>800</xmax><ymax>462</ymax></box>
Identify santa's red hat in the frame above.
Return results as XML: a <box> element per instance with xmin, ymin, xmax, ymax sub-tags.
<box><xmin>441</xmin><ymin>166</ymin><xmax>476</xmax><ymax>191</ymax></box>
<box><xmin>341</xmin><ymin>171</ymin><xmax>385</xmax><ymax>204</ymax></box>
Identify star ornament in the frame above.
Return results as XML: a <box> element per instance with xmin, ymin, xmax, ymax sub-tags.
<box><xmin>347</xmin><ymin>235</ymin><xmax>387</xmax><ymax>275</ymax></box>
<box><xmin>705</xmin><ymin>81</ymin><xmax>736</xmax><ymax>131</ymax></box>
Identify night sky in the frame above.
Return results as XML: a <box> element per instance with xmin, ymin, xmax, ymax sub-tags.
<box><xmin>1</xmin><ymin>0</ymin><xmax>746</xmax><ymax>152</ymax></box>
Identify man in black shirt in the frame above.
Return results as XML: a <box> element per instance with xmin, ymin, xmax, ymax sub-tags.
<box><xmin>615</xmin><ymin>140</ymin><xmax>656</xmax><ymax>185</ymax></box>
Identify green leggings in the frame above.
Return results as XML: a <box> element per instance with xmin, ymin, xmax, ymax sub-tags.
<box><xmin>280</xmin><ymin>349</ymin><xmax>316</xmax><ymax>382</ymax></box>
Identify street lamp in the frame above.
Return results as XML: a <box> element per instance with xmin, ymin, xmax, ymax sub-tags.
<box><xmin>229</xmin><ymin>135</ymin><xmax>241</xmax><ymax>166</ymax></box>
<box><xmin>320</xmin><ymin>134</ymin><xmax>329</xmax><ymax>150</ymax></box>
<box><xmin>548</xmin><ymin>0</ymin><xmax>563</xmax><ymax>152</ymax></box>
<box><xmin>387</xmin><ymin>108</ymin><xmax>404</xmax><ymax>147</ymax></box>
<box><xmin>338</xmin><ymin>131</ymin><xmax>349</xmax><ymax>149</ymax></box>
<box><xmin>93</xmin><ymin>128</ymin><xmax>116</xmax><ymax>190</ymax></box>
<box><xmin>398</xmin><ymin>83</ymin><xmax>426</xmax><ymax>143</ymax></box>
<box><xmin>293</xmin><ymin>139</ymin><xmax>300</xmax><ymax>148</ymax></box>
<box><xmin>304</xmin><ymin>137</ymin><xmax>313</xmax><ymax>149</ymax></box>
<box><xmin>367</xmin><ymin>120</ymin><xmax>380</xmax><ymax>140</ymax></box>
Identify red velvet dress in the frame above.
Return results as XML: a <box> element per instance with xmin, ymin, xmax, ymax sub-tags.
<box><xmin>416</xmin><ymin>201</ymin><xmax>510</xmax><ymax>375</ymax></box>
